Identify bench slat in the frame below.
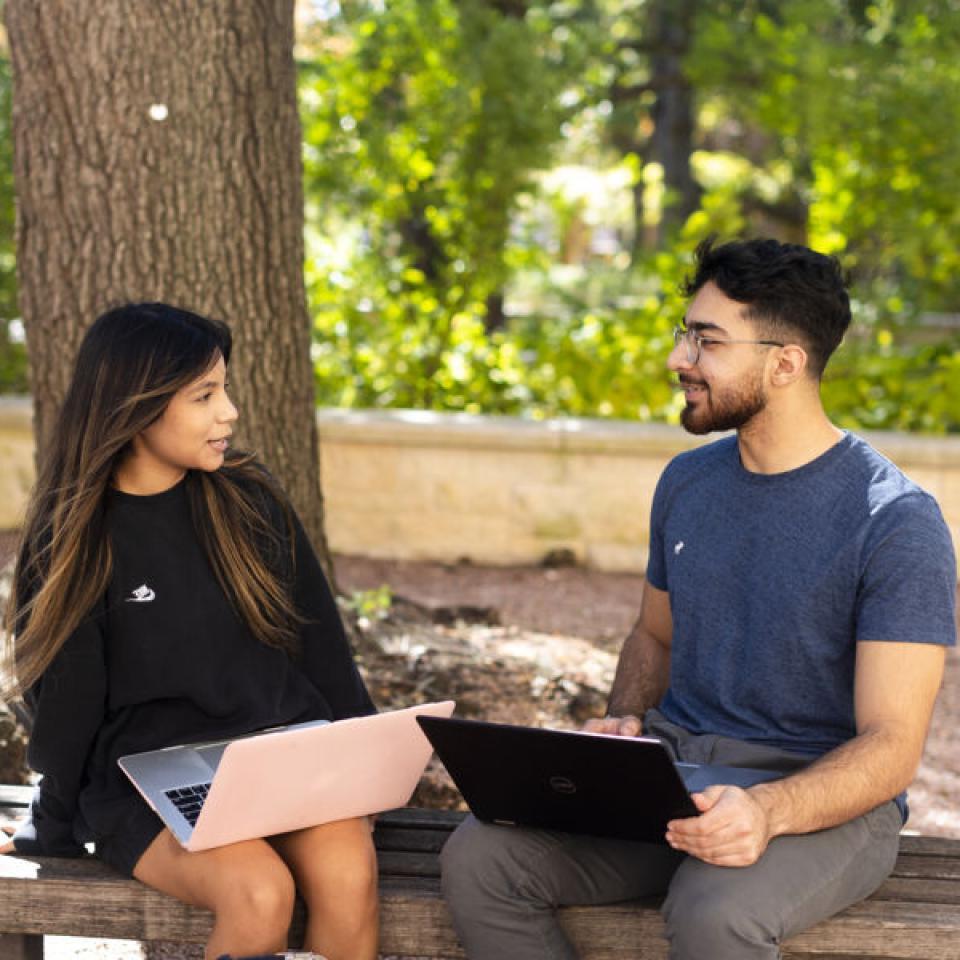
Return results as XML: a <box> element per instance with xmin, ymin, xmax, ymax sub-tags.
<box><xmin>3</xmin><ymin>856</ymin><xmax>959</xmax><ymax>959</ymax></box>
<box><xmin>373</xmin><ymin>825</ymin><xmax>450</xmax><ymax>854</ymax></box>
<box><xmin>871</xmin><ymin>875</ymin><xmax>960</xmax><ymax>904</ymax></box>
<box><xmin>3</xmin><ymin>785</ymin><xmax>960</xmax><ymax>958</ymax></box>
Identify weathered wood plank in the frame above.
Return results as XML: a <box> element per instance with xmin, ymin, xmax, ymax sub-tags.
<box><xmin>898</xmin><ymin>834</ymin><xmax>960</xmax><ymax>857</ymax></box>
<box><xmin>3</xmin><ymin>857</ymin><xmax>959</xmax><ymax>959</ymax></box>
<box><xmin>378</xmin><ymin>807</ymin><xmax>464</xmax><ymax>830</ymax></box>
<box><xmin>784</xmin><ymin>900</ymin><xmax>960</xmax><ymax>959</ymax></box>
<box><xmin>887</xmin><ymin>852</ymin><xmax>960</xmax><ymax>881</ymax></box>
<box><xmin>872</xmin><ymin>874</ymin><xmax>960</xmax><ymax>904</ymax></box>
<box><xmin>0</xmin><ymin>934</ymin><xmax>42</xmax><ymax>960</ymax></box>
<box><xmin>373</xmin><ymin>825</ymin><xmax>451</xmax><ymax>855</ymax></box>
<box><xmin>2</xmin><ymin>785</ymin><xmax>960</xmax><ymax>959</ymax></box>
<box><xmin>377</xmin><ymin>850</ymin><xmax>443</xmax><ymax>878</ymax></box>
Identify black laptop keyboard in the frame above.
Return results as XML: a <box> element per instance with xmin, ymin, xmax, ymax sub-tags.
<box><xmin>165</xmin><ymin>782</ymin><xmax>211</xmax><ymax>826</ymax></box>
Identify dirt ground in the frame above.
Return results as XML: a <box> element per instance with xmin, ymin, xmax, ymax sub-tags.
<box><xmin>0</xmin><ymin>537</ymin><xmax>957</xmax><ymax>959</ymax></box>
<box><xmin>1</xmin><ymin>533</ymin><xmax>957</xmax><ymax>837</ymax></box>
<box><xmin>335</xmin><ymin>552</ymin><xmax>960</xmax><ymax>839</ymax></box>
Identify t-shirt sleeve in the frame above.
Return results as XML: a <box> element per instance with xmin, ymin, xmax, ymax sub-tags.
<box><xmin>645</xmin><ymin>465</ymin><xmax>676</xmax><ymax>592</ymax></box>
<box><xmin>856</xmin><ymin>491</ymin><xmax>957</xmax><ymax>647</ymax></box>
<box><xmin>289</xmin><ymin>510</ymin><xmax>377</xmax><ymax>719</ymax></box>
<box><xmin>13</xmin><ymin>616</ymin><xmax>107</xmax><ymax>856</ymax></box>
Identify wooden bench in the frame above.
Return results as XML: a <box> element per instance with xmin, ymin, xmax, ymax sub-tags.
<box><xmin>2</xmin><ymin>783</ymin><xmax>960</xmax><ymax>959</ymax></box>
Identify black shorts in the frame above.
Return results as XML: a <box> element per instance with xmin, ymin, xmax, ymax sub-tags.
<box><xmin>91</xmin><ymin>798</ymin><xmax>165</xmax><ymax>877</ymax></box>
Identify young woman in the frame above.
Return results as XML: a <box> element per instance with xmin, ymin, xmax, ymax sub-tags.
<box><xmin>1</xmin><ymin>303</ymin><xmax>379</xmax><ymax>960</ymax></box>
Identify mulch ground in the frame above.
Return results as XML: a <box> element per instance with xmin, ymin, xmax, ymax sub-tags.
<box><xmin>335</xmin><ymin>552</ymin><xmax>960</xmax><ymax>838</ymax></box>
<box><xmin>1</xmin><ymin>533</ymin><xmax>958</xmax><ymax>838</ymax></box>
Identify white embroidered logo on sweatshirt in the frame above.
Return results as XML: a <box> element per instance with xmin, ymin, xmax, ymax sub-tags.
<box><xmin>126</xmin><ymin>584</ymin><xmax>156</xmax><ymax>603</ymax></box>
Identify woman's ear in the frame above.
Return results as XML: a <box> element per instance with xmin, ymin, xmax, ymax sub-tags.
<box><xmin>769</xmin><ymin>344</ymin><xmax>808</xmax><ymax>387</ymax></box>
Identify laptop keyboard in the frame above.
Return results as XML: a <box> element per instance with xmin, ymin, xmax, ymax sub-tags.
<box><xmin>164</xmin><ymin>782</ymin><xmax>211</xmax><ymax>826</ymax></box>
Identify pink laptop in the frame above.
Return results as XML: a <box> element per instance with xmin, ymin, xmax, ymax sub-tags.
<box><xmin>119</xmin><ymin>700</ymin><xmax>455</xmax><ymax>851</ymax></box>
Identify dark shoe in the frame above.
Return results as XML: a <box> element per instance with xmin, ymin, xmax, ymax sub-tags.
<box><xmin>217</xmin><ymin>954</ymin><xmax>328</xmax><ymax>960</ymax></box>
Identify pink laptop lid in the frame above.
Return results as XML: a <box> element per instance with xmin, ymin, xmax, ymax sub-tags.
<box><xmin>186</xmin><ymin>700</ymin><xmax>455</xmax><ymax>851</ymax></box>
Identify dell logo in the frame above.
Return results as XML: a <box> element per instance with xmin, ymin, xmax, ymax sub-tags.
<box><xmin>549</xmin><ymin>775</ymin><xmax>577</xmax><ymax>795</ymax></box>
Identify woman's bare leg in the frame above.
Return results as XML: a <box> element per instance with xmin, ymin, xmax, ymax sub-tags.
<box><xmin>270</xmin><ymin>816</ymin><xmax>379</xmax><ymax>960</ymax></box>
<box><xmin>134</xmin><ymin>828</ymin><xmax>296</xmax><ymax>960</ymax></box>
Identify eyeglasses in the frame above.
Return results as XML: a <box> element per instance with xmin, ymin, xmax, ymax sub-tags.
<box><xmin>672</xmin><ymin>327</ymin><xmax>784</xmax><ymax>365</ymax></box>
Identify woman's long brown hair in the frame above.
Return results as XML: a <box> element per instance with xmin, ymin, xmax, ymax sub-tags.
<box><xmin>3</xmin><ymin>303</ymin><xmax>301</xmax><ymax>698</ymax></box>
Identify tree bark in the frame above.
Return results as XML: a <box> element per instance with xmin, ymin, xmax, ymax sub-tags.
<box><xmin>647</xmin><ymin>0</ymin><xmax>700</xmax><ymax>239</ymax></box>
<box><xmin>4</xmin><ymin>0</ymin><xmax>335</xmax><ymax>574</ymax></box>
<box><xmin>611</xmin><ymin>0</ymin><xmax>700</xmax><ymax>256</ymax></box>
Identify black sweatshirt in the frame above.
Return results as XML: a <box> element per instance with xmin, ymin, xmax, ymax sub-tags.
<box><xmin>13</xmin><ymin>474</ymin><xmax>375</xmax><ymax>858</ymax></box>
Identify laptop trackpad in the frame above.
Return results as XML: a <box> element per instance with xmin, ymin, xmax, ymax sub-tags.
<box><xmin>677</xmin><ymin>762</ymin><xmax>780</xmax><ymax>793</ymax></box>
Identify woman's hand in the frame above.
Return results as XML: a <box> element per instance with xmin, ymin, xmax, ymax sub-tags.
<box><xmin>0</xmin><ymin>819</ymin><xmax>21</xmax><ymax>855</ymax></box>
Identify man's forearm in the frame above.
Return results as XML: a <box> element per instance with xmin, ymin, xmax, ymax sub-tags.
<box><xmin>606</xmin><ymin>618</ymin><xmax>670</xmax><ymax>717</ymax></box>
<box><xmin>750</xmin><ymin>726</ymin><xmax>916</xmax><ymax>838</ymax></box>
<box><xmin>752</xmin><ymin>641</ymin><xmax>945</xmax><ymax>840</ymax></box>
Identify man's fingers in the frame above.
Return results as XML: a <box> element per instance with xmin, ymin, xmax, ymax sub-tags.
<box><xmin>582</xmin><ymin>717</ymin><xmax>613</xmax><ymax>733</ymax></box>
<box><xmin>690</xmin><ymin>786</ymin><xmax>726</xmax><ymax>813</ymax></box>
<box><xmin>615</xmin><ymin>715</ymin><xmax>643</xmax><ymax>736</ymax></box>
<box><xmin>582</xmin><ymin>715</ymin><xmax>643</xmax><ymax>737</ymax></box>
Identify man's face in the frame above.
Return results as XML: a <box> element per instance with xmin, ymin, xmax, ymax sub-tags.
<box><xmin>668</xmin><ymin>282</ymin><xmax>773</xmax><ymax>436</ymax></box>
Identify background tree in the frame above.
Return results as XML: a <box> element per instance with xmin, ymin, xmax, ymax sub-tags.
<box><xmin>2</xmin><ymin>2</ymin><xmax>958</xmax><ymax>434</ymax></box>
<box><xmin>301</xmin><ymin>0</ymin><xmax>587</xmax><ymax>410</ymax></box>
<box><xmin>299</xmin><ymin>0</ymin><xmax>960</xmax><ymax>431</ymax></box>
<box><xmin>0</xmin><ymin>54</ymin><xmax>23</xmax><ymax>394</ymax></box>
<box><xmin>4</xmin><ymin>0</ymin><xmax>335</xmax><ymax>564</ymax></box>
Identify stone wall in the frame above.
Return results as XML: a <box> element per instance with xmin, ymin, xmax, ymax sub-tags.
<box><xmin>3</xmin><ymin>397</ymin><xmax>960</xmax><ymax>573</ymax></box>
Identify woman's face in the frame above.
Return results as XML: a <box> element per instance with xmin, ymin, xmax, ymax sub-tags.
<box><xmin>116</xmin><ymin>355</ymin><xmax>238</xmax><ymax>494</ymax></box>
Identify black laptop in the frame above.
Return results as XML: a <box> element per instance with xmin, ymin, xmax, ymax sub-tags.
<box><xmin>417</xmin><ymin>715</ymin><xmax>780</xmax><ymax>844</ymax></box>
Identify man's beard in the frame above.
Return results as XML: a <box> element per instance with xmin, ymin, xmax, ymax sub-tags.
<box><xmin>679</xmin><ymin>372</ymin><xmax>767</xmax><ymax>435</ymax></box>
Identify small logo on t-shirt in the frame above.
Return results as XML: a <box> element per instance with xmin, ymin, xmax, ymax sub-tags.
<box><xmin>126</xmin><ymin>584</ymin><xmax>156</xmax><ymax>603</ymax></box>
<box><xmin>674</xmin><ymin>541</ymin><xmax>685</xmax><ymax>556</ymax></box>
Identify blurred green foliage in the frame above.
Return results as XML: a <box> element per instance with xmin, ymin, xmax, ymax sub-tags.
<box><xmin>0</xmin><ymin>57</ymin><xmax>25</xmax><ymax>394</ymax></box>
<box><xmin>691</xmin><ymin>0</ymin><xmax>960</xmax><ymax>312</ymax></box>
<box><xmin>1</xmin><ymin>4</ymin><xmax>958</xmax><ymax>434</ymax></box>
<box><xmin>299</xmin><ymin>0</ymin><xmax>960</xmax><ymax>432</ymax></box>
<box><xmin>301</xmin><ymin>0</ymin><xmax>588</xmax><ymax>410</ymax></box>
<box><xmin>824</xmin><ymin>331</ymin><xmax>960</xmax><ymax>434</ymax></box>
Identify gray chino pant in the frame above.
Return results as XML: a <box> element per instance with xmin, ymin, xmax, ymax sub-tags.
<box><xmin>440</xmin><ymin>711</ymin><xmax>902</xmax><ymax>960</ymax></box>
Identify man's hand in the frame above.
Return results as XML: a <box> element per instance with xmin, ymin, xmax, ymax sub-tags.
<box><xmin>665</xmin><ymin>785</ymin><xmax>772</xmax><ymax>867</ymax></box>
<box><xmin>582</xmin><ymin>714</ymin><xmax>643</xmax><ymax>737</ymax></box>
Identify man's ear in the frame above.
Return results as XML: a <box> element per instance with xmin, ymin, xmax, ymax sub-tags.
<box><xmin>769</xmin><ymin>344</ymin><xmax>808</xmax><ymax>386</ymax></box>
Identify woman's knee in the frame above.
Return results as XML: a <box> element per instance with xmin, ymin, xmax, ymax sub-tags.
<box><xmin>216</xmin><ymin>859</ymin><xmax>297</xmax><ymax>934</ymax></box>
<box><xmin>326</xmin><ymin>830</ymin><xmax>378</xmax><ymax>905</ymax></box>
<box><xmin>279</xmin><ymin>817</ymin><xmax>378</xmax><ymax>915</ymax></box>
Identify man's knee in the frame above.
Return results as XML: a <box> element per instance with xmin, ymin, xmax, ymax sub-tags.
<box><xmin>441</xmin><ymin>817</ymin><xmax>557</xmax><ymax>910</ymax></box>
<box><xmin>664</xmin><ymin>874</ymin><xmax>774</xmax><ymax>959</ymax></box>
<box><xmin>441</xmin><ymin>817</ymin><xmax>510</xmax><ymax>902</ymax></box>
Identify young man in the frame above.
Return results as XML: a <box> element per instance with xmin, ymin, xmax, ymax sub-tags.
<box><xmin>440</xmin><ymin>238</ymin><xmax>957</xmax><ymax>959</ymax></box>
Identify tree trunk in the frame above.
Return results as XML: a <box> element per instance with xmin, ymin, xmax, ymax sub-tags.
<box><xmin>647</xmin><ymin>0</ymin><xmax>700</xmax><ymax>241</ymax></box>
<box><xmin>4</xmin><ymin>0</ymin><xmax>335</xmax><ymax>575</ymax></box>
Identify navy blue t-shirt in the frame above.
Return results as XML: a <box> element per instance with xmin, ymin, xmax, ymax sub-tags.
<box><xmin>646</xmin><ymin>432</ymin><xmax>956</xmax><ymax>758</ymax></box>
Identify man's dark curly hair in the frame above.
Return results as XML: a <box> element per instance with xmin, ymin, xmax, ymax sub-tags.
<box><xmin>683</xmin><ymin>237</ymin><xmax>851</xmax><ymax>378</ymax></box>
